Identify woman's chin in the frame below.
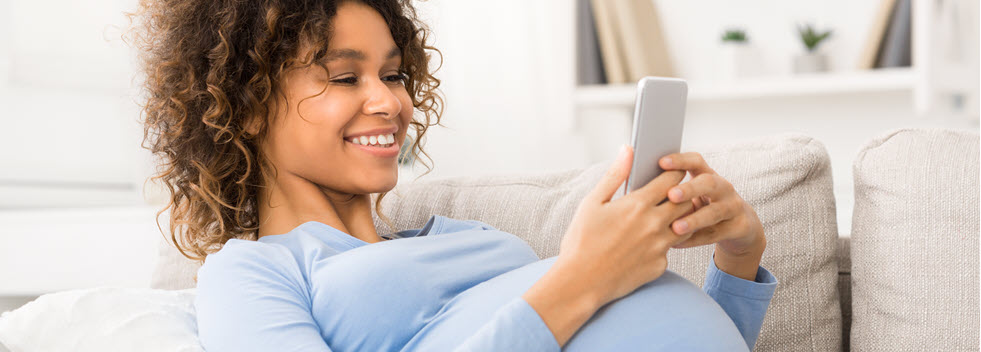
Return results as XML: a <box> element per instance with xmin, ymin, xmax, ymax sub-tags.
<box><xmin>361</xmin><ymin>169</ymin><xmax>399</xmax><ymax>193</ymax></box>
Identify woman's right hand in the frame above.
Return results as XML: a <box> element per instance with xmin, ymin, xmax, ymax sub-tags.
<box><xmin>556</xmin><ymin>145</ymin><xmax>694</xmax><ymax>306</ymax></box>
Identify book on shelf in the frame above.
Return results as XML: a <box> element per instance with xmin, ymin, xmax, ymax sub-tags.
<box><xmin>858</xmin><ymin>0</ymin><xmax>911</xmax><ymax>69</ymax></box>
<box><xmin>583</xmin><ymin>0</ymin><xmax>675</xmax><ymax>85</ymax></box>
<box><xmin>588</xmin><ymin>0</ymin><xmax>625</xmax><ymax>84</ymax></box>
<box><xmin>876</xmin><ymin>0</ymin><xmax>911</xmax><ymax>68</ymax></box>
<box><xmin>577</xmin><ymin>0</ymin><xmax>606</xmax><ymax>85</ymax></box>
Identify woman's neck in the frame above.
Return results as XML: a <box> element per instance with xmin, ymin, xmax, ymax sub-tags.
<box><xmin>256</xmin><ymin>171</ymin><xmax>384</xmax><ymax>243</ymax></box>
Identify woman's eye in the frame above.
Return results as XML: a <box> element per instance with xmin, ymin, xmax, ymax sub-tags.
<box><xmin>384</xmin><ymin>73</ymin><xmax>408</xmax><ymax>83</ymax></box>
<box><xmin>330</xmin><ymin>76</ymin><xmax>358</xmax><ymax>85</ymax></box>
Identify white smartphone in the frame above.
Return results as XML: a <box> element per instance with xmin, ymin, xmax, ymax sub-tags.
<box><xmin>612</xmin><ymin>76</ymin><xmax>688</xmax><ymax>202</ymax></box>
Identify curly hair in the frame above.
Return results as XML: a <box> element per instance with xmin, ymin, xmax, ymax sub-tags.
<box><xmin>122</xmin><ymin>0</ymin><xmax>444</xmax><ymax>267</ymax></box>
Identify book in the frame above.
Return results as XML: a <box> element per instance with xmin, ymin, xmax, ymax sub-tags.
<box><xmin>577</xmin><ymin>0</ymin><xmax>607</xmax><ymax>85</ymax></box>
<box><xmin>875</xmin><ymin>0</ymin><xmax>911</xmax><ymax>67</ymax></box>
<box><xmin>857</xmin><ymin>0</ymin><xmax>898</xmax><ymax>69</ymax></box>
<box><xmin>590</xmin><ymin>0</ymin><xmax>628</xmax><ymax>84</ymax></box>
<box><xmin>609</xmin><ymin>0</ymin><xmax>676</xmax><ymax>82</ymax></box>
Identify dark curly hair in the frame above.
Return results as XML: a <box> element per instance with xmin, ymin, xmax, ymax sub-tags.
<box><xmin>122</xmin><ymin>0</ymin><xmax>444</xmax><ymax>266</ymax></box>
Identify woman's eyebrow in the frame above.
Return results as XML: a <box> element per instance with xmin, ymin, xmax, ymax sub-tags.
<box><xmin>324</xmin><ymin>46</ymin><xmax>401</xmax><ymax>62</ymax></box>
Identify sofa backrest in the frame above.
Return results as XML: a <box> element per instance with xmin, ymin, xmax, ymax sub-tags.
<box><xmin>849</xmin><ymin>128</ymin><xmax>980</xmax><ymax>351</ymax></box>
<box><xmin>151</xmin><ymin>133</ymin><xmax>843</xmax><ymax>352</ymax></box>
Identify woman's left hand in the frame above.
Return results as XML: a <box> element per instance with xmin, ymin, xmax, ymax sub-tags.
<box><xmin>658</xmin><ymin>152</ymin><xmax>766</xmax><ymax>271</ymax></box>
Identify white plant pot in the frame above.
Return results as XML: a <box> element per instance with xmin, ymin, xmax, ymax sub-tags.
<box><xmin>718</xmin><ymin>42</ymin><xmax>756</xmax><ymax>81</ymax></box>
<box><xmin>793</xmin><ymin>52</ymin><xmax>828</xmax><ymax>73</ymax></box>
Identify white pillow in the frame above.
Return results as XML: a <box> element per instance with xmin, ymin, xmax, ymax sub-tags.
<box><xmin>0</xmin><ymin>287</ymin><xmax>203</xmax><ymax>352</ymax></box>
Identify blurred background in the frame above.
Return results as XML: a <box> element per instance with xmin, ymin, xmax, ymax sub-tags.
<box><xmin>0</xmin><ymin>0</ymin><xmax>977</xmax><ymax>314</ymax></box>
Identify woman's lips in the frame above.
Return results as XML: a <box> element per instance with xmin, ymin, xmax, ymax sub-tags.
<box><xmin>346</xmin><ymin>138</ymin><xmax>400</xmax><ymax>158</ymax></box>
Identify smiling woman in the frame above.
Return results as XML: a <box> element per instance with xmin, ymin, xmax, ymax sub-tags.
<box><xmin>124</xmin><ymin>1</ymin><xmax>777</xmax><ymax>351</ymax></box>
<box><xmin>123</xmin><ymin>0</ymin><xmax>444</xmax><ymax>262</ymax></box>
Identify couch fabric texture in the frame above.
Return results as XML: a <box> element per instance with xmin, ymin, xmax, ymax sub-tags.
<box><xmin>849</xmin><ymin>128</ymin><xmax>980</xmax><ymax>351</ymax></box>
<box><xmin>153</xmin><ymin>133</ymin><xmax>843</xmax><ymax>352</ymax></box>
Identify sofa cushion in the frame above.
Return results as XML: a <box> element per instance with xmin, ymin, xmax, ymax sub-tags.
<box><xmin>850</xmin><ymin>128</ymin><xmax>979</xmax><ymax>351</ymax></box>
<box><xmin>150</xmin><ymin>133</ymin><xmax>842</xmax><ymax>352</ymax></box>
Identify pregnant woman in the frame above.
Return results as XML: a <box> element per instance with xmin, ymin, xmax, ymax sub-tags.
<box><xmin>128</xmin><ymin>0</ymin><xmax>777</xmax><ymax>351</ymax></box>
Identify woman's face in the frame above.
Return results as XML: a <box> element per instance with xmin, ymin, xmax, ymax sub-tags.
<box><xmin>263</xmin><ymin>1</ymin><xmax>413</xmax><ymax>196</ymax></box>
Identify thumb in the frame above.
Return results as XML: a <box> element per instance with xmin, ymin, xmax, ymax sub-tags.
<box><xmin>587</xmin><ymin>144</ymin><xmax>632</xmax><ymax>204</ymax></box>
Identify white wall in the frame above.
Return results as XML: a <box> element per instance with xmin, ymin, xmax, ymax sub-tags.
<box><xmin>402</xmin><ymin>0</ymin><xmax>583</xmax><ymax>180</ymax></box>
<box><xmin>0</xmin><ymin>0</ymin><xmax>145</xmax><ymax>208</ymax></box>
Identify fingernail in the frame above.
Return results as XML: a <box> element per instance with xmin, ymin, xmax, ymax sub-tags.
<box><xmin>617</xmin><ymin>144</ymin><xmax>628</xmax><ymax>161</ymax></box>
<box><xmin>669</xmin><ymin>188</ymin><xmax>683</xmax><ymax>200</ymax></box>
<box><xmin>662</xmin><ymin>157</ymin><xmax>673</xmax><ymax>167</ymax></box>
<box><xmin>674</xmin><ymin>220</ymin><xmax>689</xmax><ymax>234</ymax></box>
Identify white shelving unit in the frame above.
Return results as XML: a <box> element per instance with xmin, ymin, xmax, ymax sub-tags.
<box><xmin>575</xmin><ymin>67</ymin><xmax>918</xmax><ymax>107</ymax></box>
<box><xmin>573</xmin><ymin>0</ymin><xmax>979</xmax><ymax>116</ymax></box>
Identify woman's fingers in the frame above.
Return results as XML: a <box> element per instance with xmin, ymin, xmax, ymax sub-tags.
<box><xmin>659</xmin><ymin>152</ymin><xmax>715</xmax><ymax>176</ymax></box>
<box><xmin>627</xmin><ymin>170</ymin><xmax>686</xmax><ymax>206</ymax></box>
<box><xmin>588</xmin><ymin>145</ymin><xmax>633</xmax><ymax>204</ymax></box>
<box><xmin>669</xmin><ymin>199</ymin><xmax>740</xmax><ymax>236</ymax></box>
<box><xmin>671</xmin><ymin>215</ymin><xmax>745</xmax><ymax>249</ymax></box>
<box><xmin>649</xmin><ymin>199</ymin><xmax>695</xmax><ymax>247</ymax></box>
<box><xmin>667</xmin><ymin>173</ymin><xmax>732</xmax><ymax>204</ymax></box>
<box><xmin>693</xmin><ymin>195</ymin><xmax>710</xmax><ymax>210</ymax></box>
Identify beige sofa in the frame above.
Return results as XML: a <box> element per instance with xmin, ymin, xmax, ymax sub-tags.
<box><xmin>150</xmin><ymin>128</ymin><xmax>980</xmax><ymax>352</ymax></box>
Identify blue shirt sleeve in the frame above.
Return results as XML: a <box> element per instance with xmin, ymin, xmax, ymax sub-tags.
<box><xmin>194</xmin><ymin>241</ymin><xmax>332</xmax><ymax>352</ymax></box>
<box><xmin>702</xmin><ymin>253</ymin><xmax>778</xmax><ymax>351</ymax></box>
<box><xmin>452</xmin><ymin>296</ymin><xmax>561</xmax><ymax>352</ymax></box>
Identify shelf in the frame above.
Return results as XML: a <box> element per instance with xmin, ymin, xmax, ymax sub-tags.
<box><xmin>575</xmin><ymin>67</ymin><xmax>916</xmax><ymax>107</ymax></box>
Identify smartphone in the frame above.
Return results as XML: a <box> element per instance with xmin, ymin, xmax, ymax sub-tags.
<box><xmin>612</xmin><ymin>77</ymin><xmax>688</xmax><ymax>202</ymax></box>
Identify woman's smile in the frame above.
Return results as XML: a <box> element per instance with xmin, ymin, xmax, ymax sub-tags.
<box><xmin>345</xmin><ymin>136</ymin><xmax>400</xmax><ymax>158</ymax></box>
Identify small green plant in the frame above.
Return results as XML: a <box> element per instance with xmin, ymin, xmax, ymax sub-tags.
<box><xmin>797</xmin><ymin>23</ymin><xmax>832</xmax><ymax>52</ymax></box>
<box><xmin>721</xmin><ymin>28</ymin><xmax>747</xmax><ymax>43</ymax></box>
<box><xmin>397</xmin><ymin>134</ymin><xmax>415</xmax><ymax>166</ymax></box>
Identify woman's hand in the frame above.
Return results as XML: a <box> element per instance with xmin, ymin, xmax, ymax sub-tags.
<box><xmin>658</xmin><ymin>152</ymin><xmax>767</xmax><ymax>281</ymax></box>
<box><xmin>555</xmin><ymin>145</ymin><xmax>695</xmax><ymax>307</ymax></box>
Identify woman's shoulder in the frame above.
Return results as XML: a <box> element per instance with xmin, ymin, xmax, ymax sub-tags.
<box><xmin>198</xmin><ymin>239</ymin><xmax>299</xmax><ymax>283</ymax></box>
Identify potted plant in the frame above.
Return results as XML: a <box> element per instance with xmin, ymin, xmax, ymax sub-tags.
<box><xmin>718</xmin><ymin>28</ymin><xmax>756</xmax><ymax>81</ymax></box>
<box><xmin>793</xmin><ymin>23</ymin><xmax>833</xmax><ymax>73</ymax></box>
<box><xmin>397</xmin><ymin>134</ymin><xmax>415</xmax><ymax>167</ymax></box>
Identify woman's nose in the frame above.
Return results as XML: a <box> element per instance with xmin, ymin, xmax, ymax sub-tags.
<box><xmin>362</xmin><ymin>78</ymin><xmax>401</xmax><ymax>119</ymax></box>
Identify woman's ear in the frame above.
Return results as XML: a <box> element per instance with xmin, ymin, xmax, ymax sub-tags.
<box><xmin>243</xmin><ymin>114</ymin><xmax>263</xmax><ymax>137</ymax></box>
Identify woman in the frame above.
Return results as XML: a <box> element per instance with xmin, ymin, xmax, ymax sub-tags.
<box><xmin>128</xmin><ymin>0</ymin><xmax>776</xmax><ymax>351</ymax></box>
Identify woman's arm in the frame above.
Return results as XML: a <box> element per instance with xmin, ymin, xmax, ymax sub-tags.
<box><xmin>519</xmin><ymin>261</ymin><xmax>604</xmax><ymax>349</ymax></box>
<box><xmin>702</xmin><ymin>250</ymin><xmax>778</xmax><ymax>350</ymax></box>
<box><xmin>195</xmin><ymin>243</ymin><xmax>332</xmax><ymax>352</ymax></box>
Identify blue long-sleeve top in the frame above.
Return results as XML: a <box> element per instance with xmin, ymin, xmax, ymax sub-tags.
<box><xmin>195</xmin><ymin>215</ymin><xmax>777</xmax><ymax>352</ymax></box>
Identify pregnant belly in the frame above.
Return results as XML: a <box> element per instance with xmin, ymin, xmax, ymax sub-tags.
<box><xmin>402</xmin><ymin>256</ymin><xmax>749</xmax><ymax>352</ymax></box>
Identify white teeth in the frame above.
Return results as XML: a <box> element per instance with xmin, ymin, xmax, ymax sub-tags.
<box><xmin>349</xmin><ymin>133</ymin><xmax>396</xmax><ymax>147</ymax></box>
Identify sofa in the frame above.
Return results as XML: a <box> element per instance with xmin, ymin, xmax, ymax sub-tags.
<box><xmin>1</xmin><ymin>127</ymin><xmax>977</xmax><ymax>352</ymax></box>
